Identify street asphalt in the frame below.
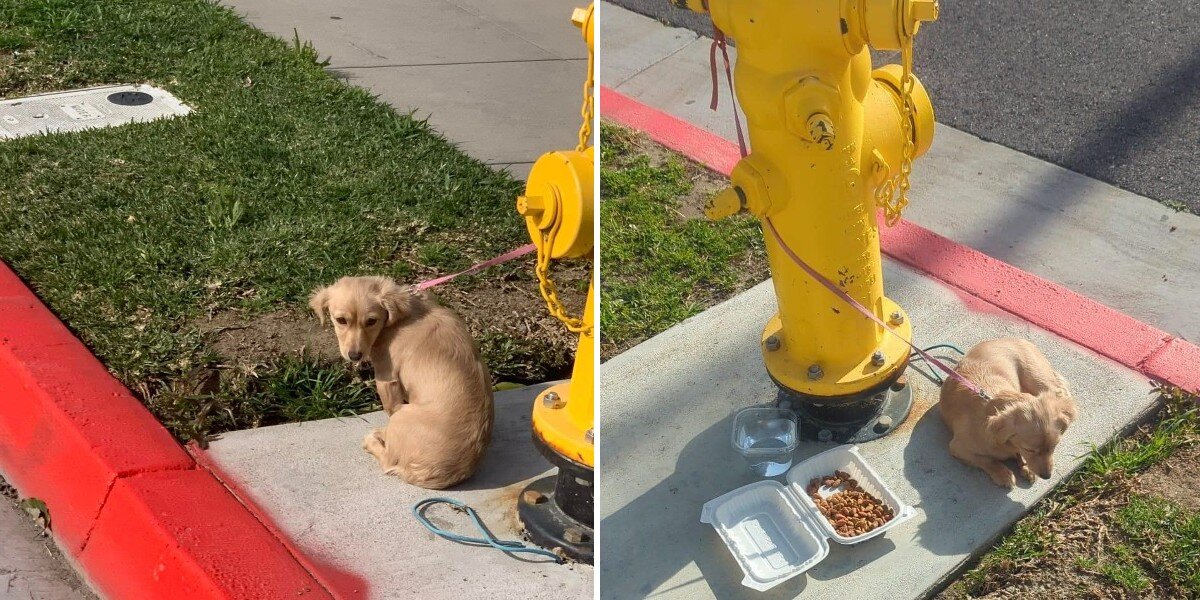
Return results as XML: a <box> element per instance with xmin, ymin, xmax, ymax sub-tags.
<box><xmin>603</xmin><ymin>0</ymin><xmax>1200</xmax><ymax>212</ymax></box>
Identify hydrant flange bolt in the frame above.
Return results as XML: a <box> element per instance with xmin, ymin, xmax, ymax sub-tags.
<box><xmin>874</xmin><ymin>415</ymin><xmax>894</xmax><ymax>433</ymax></box>
<box><xmin>564</xmin><ymin>527</ymin><xmax>587</xmax><ymax>544</ymax></box>
<box><xmin>871</xmin><ymin>351</ymin><xmax>886</xmax><ymax>366</ymax></box>
<box><xmin>765</xmin><ymin>335</ymin><xmax>781</xmax><ymax>351</ymax></box>
<box><xmin>542</xmin><ymin>391</ymin><xmax>566</xmax><ymax>409</ymax></box>
<box><xmin>807</xmin><ymin>364</ymin><xmax>824</xmax><ymax>380</ymax></box>
<box><xmin>890</xmin><ymin>311</ymin><xmax>905</xmax><ymax>325</ymax></box>
<box><xmin>585</xmin><ymin>428</ymin><xmax>594</xmax><ymax>444</ymax></box>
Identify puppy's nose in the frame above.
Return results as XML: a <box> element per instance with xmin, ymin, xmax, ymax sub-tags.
<box><xmin>1039</xmin><ymin>470</ymin><xmax>1052</xmax><ymax>480</ymax></box>
<box><xmin>348</xmin><ymin>350</ymin><xmax>363</xmax><ymax>361</ymax></box>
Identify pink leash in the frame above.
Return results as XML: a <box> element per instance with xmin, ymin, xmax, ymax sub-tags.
<box><xmin>415</xmin><ymin>243</ymin><xmax>537</xmax><ymax>291</ymax></box>
<box><xmin>762</xmin><ymin>218</ymin><xmax>989</xmax><ymax>399</ymax></box>
<box><xmin>703</xmin><ymin>28</ymin><xmax>986</xmax><ymax>397</ymax></box>
<box><xmin>708</xmin><ymin>25</ymin><xmax>748</xmax><ymax>158</ymax></box>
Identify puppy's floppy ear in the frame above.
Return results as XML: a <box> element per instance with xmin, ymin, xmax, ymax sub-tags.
<box><xmin>378</xmin><ymin>280</ymin><xmax>418</xmax><ymax>326</ymax></box>
<box><xmin>1054</xmin><ymin>392</ymin><xmax>1078</xmax><ymax>432</ymax></box>
<box><xmin>309</xmin><ymin>286</ymin><xmax>331</xmax><ymax>325</ymax></box>
<box><xmin>986</xmin><ymin>408</ymin><xmax>1015</xmax><ymax>443</ymax></box>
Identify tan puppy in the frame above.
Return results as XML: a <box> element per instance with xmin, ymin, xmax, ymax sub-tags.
<box><xmin>310</xmin><ymin>276</ymin><xmax>493</xmax><ymax>489</ymax></box>
<box><xmin>939</xmin><ymin>338</ymin><xmax>1077</xmax><ymax>488</ymax></box>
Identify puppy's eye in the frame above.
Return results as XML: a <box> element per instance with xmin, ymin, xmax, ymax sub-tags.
<box><xmin>365</xmin><ymin>317</ymin><xmax>378</xmax><ymax>327</ymax></box>
<box><xmin>335</xmin><ymin>317</ymin><xmax>347</xmax><ymax>325</ymax></box>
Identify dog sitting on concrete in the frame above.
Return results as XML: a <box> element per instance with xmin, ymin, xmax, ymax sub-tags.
<box><xmin>939</xmin><ymin>338</ymin><xmax>1077</xmax><ymax>488</ymax></box>
<box><xmin>309</xmin><ymin>276</ymin><xmax>493</xmax><ymax>489</ymax></box>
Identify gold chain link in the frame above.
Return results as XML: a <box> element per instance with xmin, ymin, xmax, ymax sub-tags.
<box><xmin>535</xmin><ymin>214</ymin><xmax>591</xmax><ymax>335</ymax></box>
<box><xmin>877</xmin><ymin>33</ymin><xmax>917</xmax><ymax>227</ymax></box>
<box><xmin>535</xmin><ymin>28</ymin><xmax>593</xmax><ymax>336</ymax></box>
<box><xmin>576</xmin><ymin>40</ymin><xmax>595</xmax><ymax>153</ymax></box>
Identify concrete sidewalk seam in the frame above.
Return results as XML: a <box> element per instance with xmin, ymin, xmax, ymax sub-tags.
<box><xmin>335</xmin><ymin>57</ymin><xmax>587</xmax><ymax>70</ymax></box>
<box><xmin>601</xmin><ymin>85</ymin><xmax>1200</xmax><ymax>395</ymax></box>
<box><xmin>611</xmin><ymin>39</ymin><xmax>698</xmax><ymax>89</ymax></box>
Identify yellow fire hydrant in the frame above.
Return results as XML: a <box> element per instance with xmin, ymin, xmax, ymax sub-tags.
<box><xmin>514</xmin><ymin>3</ymin><xmax>594</xmax><ymax>563</ymax></box>
<box><xmin>679</xmin><ymin>0</ymin><xmax>938</xmax><ymax>440</ymax></box>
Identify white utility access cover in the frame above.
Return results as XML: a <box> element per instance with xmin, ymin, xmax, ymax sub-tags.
<box><xmin>0</xmin><ymin>84</ymin><xmax>191</xmax><ymax>140</ymax></box>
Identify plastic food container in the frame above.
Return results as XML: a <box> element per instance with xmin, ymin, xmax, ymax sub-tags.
<box><xmin>700</xmin><ymin>445</ymin><xmax>915</xmax><ymax>592</ymax></box>
<box><xmin>731</xmin><ymin>407</ymin><xmax>798</xmax><ymax>477</ymax></box>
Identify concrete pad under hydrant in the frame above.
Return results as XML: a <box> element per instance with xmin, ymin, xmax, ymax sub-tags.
<box><xmin>200</xmin><ymin>383</ymin><xmax>593</xmax><ymax>600</ymax></box>
<box><xmin>598</xmin><ymin>258</ymin><xmax>1155</xmax><ymax>599</ymax></box>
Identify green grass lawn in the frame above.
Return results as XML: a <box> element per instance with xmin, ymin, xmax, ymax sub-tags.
<box><xmin>599</xmin><ymin>122</ymin><xmax>766</xmax><ymax>357</ymax></box>
<box><xmin>0</xmin><ymin>0</ymin><xmax>580</xmax><ymax>442</ymax></box>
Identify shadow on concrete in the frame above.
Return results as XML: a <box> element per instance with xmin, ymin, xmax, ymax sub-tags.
<box><xmin>454</xmin><ymin>383</ymin><xmax>554</xmax><ymax>492</ymax></box>
<box><xmin>602</xmin><ymin>402</ymin><xmax>904</xmax><ymax>599</ymax></box>
<box><xmin>953</xmin><ymin>45</ymin><xmax>1200</xmax><ymax>262</ymax></box>
<box><xmin>902</xmin><ymin>405</ymin><xmax>1025</xmax><ymax>558</ymax></box>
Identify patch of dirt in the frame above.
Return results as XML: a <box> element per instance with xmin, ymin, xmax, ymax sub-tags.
<box><xmin>197</xmin><ymin>309</ymin><xmax>341</xmax><ymax>366</ymax></box>
<box><xmin>436</xmin><ymin>263</ymin><xmax>589</xmax><ymax>383</ymax></box>
<box><xmin>187</xmin><ymin>264</ymin><xmax>587</xmax><ymax>387</ymax></box>
<box><xmin>936</xmin><ymin>481</ymin><xmax>1167</xmax><ymax>600</ymax></box>
<box><xmin>624</xmin><ymin>126</ymin><xmax>727</xmax><ymax>220</ymax></box>
<box><xmin>1137</xmin><ymin>445</ymin><xmax>1200</xmax><ymax>512</ymax></box>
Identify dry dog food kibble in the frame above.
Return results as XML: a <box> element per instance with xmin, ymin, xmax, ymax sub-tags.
<box><xmin>806</xmin><ymin>470</ymin><xmax>894</xmax><ymax>537</ymax></box>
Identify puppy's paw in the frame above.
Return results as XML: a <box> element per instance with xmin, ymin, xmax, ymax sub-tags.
<box><xmin>361</xmin><ymin>429</ymin><xmax>384</xmax><ymax>453</ymax></box>
<box><xmin>988</xmin><ymin>469</ymin><xmax>1016</xmax><ymax>489</ymax></box>
<box><xmin>1018</xmin><ymin>464</ymin><xmax>1037</xmax><ymax>483</ymax></box>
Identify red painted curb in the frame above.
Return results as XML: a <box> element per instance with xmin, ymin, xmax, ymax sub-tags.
<box><xmin>0</xmin><ymin>261</ymin><xmax>336</xmax><ymax>599</ymax></box>
<box><xmin>601</xmin><ymin>86</ymin><xmax>1199</xmax><ymax>394</ymax></box>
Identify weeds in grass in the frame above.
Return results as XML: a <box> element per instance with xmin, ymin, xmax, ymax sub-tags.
<box><xmin>1078</xmin><ymin>385</ymin><xmax>1200</xmax><ymax>489</ymax></box>
<box><xmin>1114</xmin><ymin>494</ymin><xmax>1200</xmax><ymax>595</ymax></box>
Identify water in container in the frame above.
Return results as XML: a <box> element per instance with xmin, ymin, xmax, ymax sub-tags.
<box><xmin>732</xmin><ymin>407</ymin><xmax>799</xmax><ymax>477</ymax></box>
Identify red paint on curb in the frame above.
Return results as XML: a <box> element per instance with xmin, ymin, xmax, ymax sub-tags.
<box><xmin>190</xmin><ymin>443</ymin><xmax>371</xmax><ymax>599</ymax></box>
<box><xmin>601</xmin><ymin>86</ymin><xmax>1199</xmax><ymax>394</ymax></box>
<box><xmin>0</xmin><ymin>260</ymin><xmax>339</xmax><ymax>599</ymax></box>
<box><xmin>81</xmin><ymin>470</ymin><xmax>332</xmax><ymax>599</ymax></box>
<box><xmin>601</xmin><ymin>86</ymin><xmax>740</xmax><ymax>176</ymax></box>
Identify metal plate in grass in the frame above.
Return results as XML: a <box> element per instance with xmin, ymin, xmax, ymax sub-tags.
<box><xmin>0</xmin><ymin>84</ymin><xmax>191</xmax><ymax>140</ymax></box>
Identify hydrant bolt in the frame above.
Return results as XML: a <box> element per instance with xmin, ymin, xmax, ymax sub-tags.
<box><xmin>874</xmin><ymin>415</ymin><xmax>894</xmax><ymax>434</ymax></box>
<box><xmin>542</xmin><ymin>391</ymin><xmax>566</xmax><ymax>409</ymax></box>
<box><xmin>871</xmin><ymin>351</ymin><xmax>886</xmax><ymax>366</ymax></box>
<box><xmin>806</xmin><ymin>113</ymin><xmax>836</xmax><ymax>150</ymax></box>
<box><xmin>765</xmin><ymin>335</ymin><xmax>781</xmax><ymax>351</ymax></box>
<box><xmin>889</xmin><ymin>311</ymin><xmax>905</xmax><ymax>325</ymax></box>
<box><xmin>807</xmin><ymin>364</ymin><xmax>824</xmax><ymax>380</ymax></box>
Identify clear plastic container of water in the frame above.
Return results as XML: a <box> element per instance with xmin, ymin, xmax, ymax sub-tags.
<box><xmin>732</xmin><ymin>407</ymin><xmax>798</xmax><ymax>477</ymax></box>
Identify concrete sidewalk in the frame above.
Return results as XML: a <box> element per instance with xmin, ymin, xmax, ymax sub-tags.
<box><xmin>601</xmin><ymin>3</ymin><xmax>1200</xmax><ymax>343</ymax></box>
<box><xmin>199</xmin><ymin>384</ymin><xmax>593</xmax><ymax>600</ymax></box>
<box><xmin>598</xmin><ymin>260</ymin><xmax>1154</xmax><ymax>599</ymax></box>
<box><xmin>0</xmin><ymin>497</ymin><xmax>95</xmax><ymax>600</ymax></box>
<box><xmin>228</xmin><ymin>0</ymin><xmax>590</xmax><ymax>179</ymax></box>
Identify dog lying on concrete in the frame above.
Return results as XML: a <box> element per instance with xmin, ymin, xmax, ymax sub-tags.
<box><xmin>310</xmin><ymin>276</ymin><xmax>493</xmax><ymax>489</ymax></box>
<box><xmin>939</xmin><ymin>338</ymin><xmax>1077</xmax><ymax>488</ymax></box>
